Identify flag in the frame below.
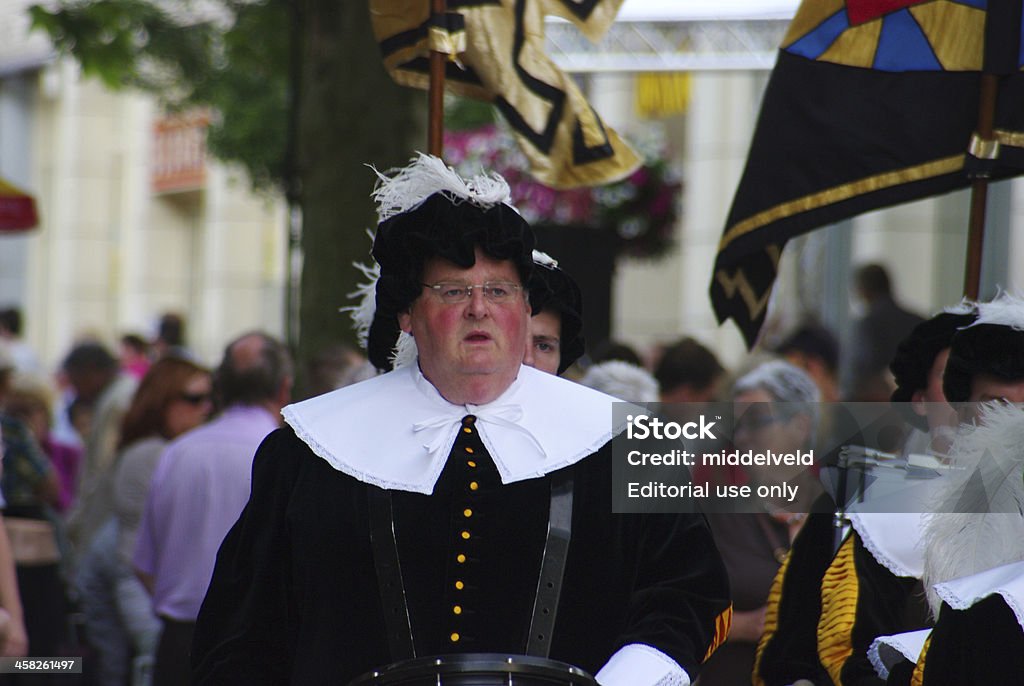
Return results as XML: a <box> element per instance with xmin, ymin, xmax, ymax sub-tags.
<box><xmin>369</xmin><ymin>0</ymin><xmax>640</xmax><ymax>189</ymax></box>
<box><xmin>711</xmin><ymin>0</ymin><xmax>1024</xmax><ymax>348</ymax></box>
<box><xmin>0</xmin><ymin>177</ymin><xmax>39</xmax><ymax>232</ymax></box>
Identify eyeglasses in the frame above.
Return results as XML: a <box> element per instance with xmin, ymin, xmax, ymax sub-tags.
<box><xmin>179</xmin><ymin>392</ymin><xmax>212</xmax><ymax>406</ymax></box>
<box><xmin>422</xmin><ymin>281</ymin><xmax>524</xmax><ymax>304</ymax></box>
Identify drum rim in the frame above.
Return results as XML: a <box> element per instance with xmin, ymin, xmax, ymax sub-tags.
<box><xmin>349</xmin><ymin>652</ymin><xmax>598</xmax><ymax>685</ymax></box>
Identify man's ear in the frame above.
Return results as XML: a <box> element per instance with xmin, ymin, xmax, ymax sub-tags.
<box><xmin>910</xmin><ymin>388</ymin><xmax>928</xmax><ymax>417</ymax></box>
<box><xmin>398</xmin><ymin>310</ymin><xmax>413</xmax><ymax>334</ymax></box>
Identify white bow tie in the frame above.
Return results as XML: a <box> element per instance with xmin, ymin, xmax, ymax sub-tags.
<box><xmin>412</xmin><ymin>403</ymin><xmax>547</xmax><ymax>462</ymax></box>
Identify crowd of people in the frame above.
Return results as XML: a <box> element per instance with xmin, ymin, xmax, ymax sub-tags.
<box><xmin>0</xmin><ymin>155</ymin><xmax>1022</xmax><ymax>686</ymax></box>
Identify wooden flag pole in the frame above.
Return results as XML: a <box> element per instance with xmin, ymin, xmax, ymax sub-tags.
<box><xmin>963</xmin><ymin>73</ymin><xmax>999</xmax><ymax>300</ymax></box>
<box><xmin>428</xmin><ymin>0</ymin><xmax>447</xmax><ymax>157</ymax></box>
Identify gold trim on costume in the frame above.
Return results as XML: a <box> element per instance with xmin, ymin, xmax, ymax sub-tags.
<box><xmin>719</xmin><ymin>155</ymin><xmax>965</xmax><ymax>252</ymax></box>
<box><xmin>703</xmin><ymin>605</ymin><xmax>734</xmax><ymax>662</ymax></box>
<box><xmin>817</xmin><ymin>537</ymin><xmax>858</xmax><ymax>686</ymax></box>
<box><xmin>752</xmin><ymin>549</ymin><xmax>791</xmax><ymax>686</ymax></box>
<box><xmin>910</xmin><ymin>632</ymin><xmax>930</xmax><ymax>686</ymax></box>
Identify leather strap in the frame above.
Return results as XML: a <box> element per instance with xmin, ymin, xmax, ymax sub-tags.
<box><xmin>368</xmin><ymin>487</ymin><xmax>416</xmax><ymax>661</ymax></box>
<box><xmin>526</xmin><ymin>471</ymin><xmax>575</xmax><ymax>657</ymax></box>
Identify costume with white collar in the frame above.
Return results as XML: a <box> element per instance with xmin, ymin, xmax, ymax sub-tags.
<box><xmin>912</xmin><ymin>560</ymin><xmax>1024</xmax><ymax>685</ymax></box>
<box><xmin>193</xmin><ymin>363</ymin><xmax>731</xmax><ymax>686</ymax></box>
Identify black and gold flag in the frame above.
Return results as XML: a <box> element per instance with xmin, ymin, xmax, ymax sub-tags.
<box><xmin>370</xmin><ymin>0</ymin><xmax>639</xmax><ymax>189</ymax></box>
<box><xmin>712</xmin><ymin>0</ymin><xmax>1024</xmax><ymax>348</ymax></box>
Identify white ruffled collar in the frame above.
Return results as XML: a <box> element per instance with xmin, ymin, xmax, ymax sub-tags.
<box><xmin>934</xmin><ymin>559</ymin><xmax>1024</xmax><ymax>630</ymax></box>
<box><xmin>282</xmin><ymin>364</ymin><xmax>621</xmax><ymax>494</ymax></box>
<box><xmin>848</xmin><ymin>512</ymin><xmax>926</xmax><ymax>579</ymax></box>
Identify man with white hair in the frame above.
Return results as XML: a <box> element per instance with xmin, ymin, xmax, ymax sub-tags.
<box><xmin>193</xmin><ymin>155</ymin><xmax>730</xmax><ymax>686</ymax></box>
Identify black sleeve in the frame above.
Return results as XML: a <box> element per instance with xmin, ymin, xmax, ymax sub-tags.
<box><xmin>754</xmin><ymin>508</ymin><xmax>836</xmax><ymax>686</ymax></box>
<box><xmin>921</xmin><ymin>596</ymin><xmax>1024</xmax><ymax>686</ymax></box>
<box><xmin>623</xmin><ymin>511</ymin><xmax>733</xmax><ymax>679</ymax></box>
<box><xmin>192</xmin><ymin>428</ymin><xmax>300</xmax><ymax>685</ymax></box>
<box><xmin>818</xmin><ymin>534</ymin><xmax>922</xmax><ymax>686</ymax></box>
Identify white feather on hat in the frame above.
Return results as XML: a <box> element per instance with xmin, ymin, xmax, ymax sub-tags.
<box><xmin>965</xmin><ymin>291</ymin><xmax>1024</xmax><ymax>331</ymax></box>
<box><xmin>921</xmin><ymin>402</ymin><xmax>1024</xmax><ymax>617</ymax></box>
<box><xmin>370</xmin><ymin>152</ymin><xmax>512</xmax><ymax>223</ymax></box>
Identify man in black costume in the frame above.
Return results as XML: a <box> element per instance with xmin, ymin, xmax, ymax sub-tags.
<box><xmin>192</xmin><ymin>155</ymin><xmax>731</xmax><ymax>685</ymax></box>
<box><xmin>525</xmin><ymin>250</ymin><xmax>585</xmax><ymax>377</ymax></box>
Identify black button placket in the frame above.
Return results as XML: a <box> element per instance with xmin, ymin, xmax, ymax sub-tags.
<box><xmin>442</xmin><ymin>414</ymin><xmax>485</xmax><ymax>648</ymax></box>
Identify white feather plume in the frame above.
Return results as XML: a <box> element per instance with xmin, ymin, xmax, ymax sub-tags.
<box><xmin>921</xmin><ymin>402</ymin><xmax>1024</xmax><ymax>617</ymax></box>
<box><xmin>341</xmin><ymin>258</ymin><xmax>380</xmax><ymax>350</ymax></box>
<box><xmin>391</xmin><ymin>333</ymin><xmax>418</xmax><ymax>369</ymax></box>
<box><xmin>942</xmin><ymin>297</ymin><xmax>977</xmax><ymax>316</ymax></box>
<box><xmin>965</xmin><ymin>291</ymin><xmax>1024</xmax><ymax>331</ymax></box>
<box><xmin>370</xmin><ymin>152</ymin><xmax>512</xmax><ymax>223</ymax></box>
<box><xmin>533</xmin><ymin>249</ymin><xmax>558</xmax><ymax>269</ymax></box>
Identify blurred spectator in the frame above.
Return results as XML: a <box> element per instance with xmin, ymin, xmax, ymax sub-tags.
<box><xmin>579</xmin><ymin>360</ymin><xmax>659</xmax><ymax>402</ymax></box>
<box><xmin>701</xmin><ymin>360</ymin><xmax>820</xmax><ymax>685</ymax></box>
<box><xmin>0</xmin><ymin>307</ymin><xmax>42</xmax><ymax>375</ymax></box>
<box><xmin>63</xmin><ymin>342</ymin><xmax>138</xmax><ymax>551</ymax></box>
<box><xmin>842</xmin><ymin>263</ymin><xmax>924</xmax><ymax>400</ymax></box>
<box><xmin>66</xmin><ymin>397</ymin><xmax>94</xmax><ymax>447</ymax></box>
<box><xmin>77</xmin><ymin>356</ymin><xmax>212</xmax><ymax>686</ymax></box>
<box><xmin>0</xmin><ymin>343</ymin><xmax>67</xmax><ymax>664</ymax></box>
<box><xmin>3</xmin><ymin>375</ymin><xmax>82</xmax><ymax>514</ymax></box>
<box><xmin>589</xmin><ymin>339</ymin><xmax>643</xmax><ymax>368</ymax></box>
<box><xmin>152</xmin><ymin>313</ymin><xmax>191</xmax><ymax>361</ymax></box>
<box><xmin>774</xmin><ymin>322</ymin><xmax>841</xmax><ymax>403</ymax></box>
<box><xmin>120</xmin><ymin>334</ymin><xmax>153</xmax><ymax>381</ymax></box>
<box><xmin>0</xmin><ymin>416</ymin><xmax>29</xmax><ymax>657</ymax></box>
<box><xmin>300</xmin><ymin>344</ymin><xmax>368</xmax><ymax>400</ymax></box>
<box><xmin>134</xmin><ymin>332</ymin><xmax>291</xmax><ymax>686</ymax></box>
<box><xmin>653</xmin><ymin>336</ymin><xmax>725</xmax><ymax>403</ymax></box>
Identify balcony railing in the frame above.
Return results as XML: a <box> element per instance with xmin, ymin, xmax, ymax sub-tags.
<box><xmin>152</xmin><ymin>110</ymin><xmax>210</xmax><ymax>193</ymax></box>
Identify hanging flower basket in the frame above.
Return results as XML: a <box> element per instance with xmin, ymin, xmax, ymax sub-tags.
<box><xmin>444</xmin><ymin>124</ymin><xmax>681</xmax><ymax>260</ymax></box>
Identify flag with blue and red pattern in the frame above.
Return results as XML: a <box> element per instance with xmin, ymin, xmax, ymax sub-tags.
<box><xmin>711</xmin><ymin>0</ymin><xmax>1024</xmax><ymax>348</ymax></box>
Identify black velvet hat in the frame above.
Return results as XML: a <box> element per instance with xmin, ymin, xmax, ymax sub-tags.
<box><xmin>364</xmin><ymin>155</ymin><xmax>535</xmax><ymax>371</ymax></box>
<box><xmin>943</xmin><ymin>295</ymin><xmax>1024</xmax><ymax>403</ymax></box>
<box><xmin>528</xmin><ymin>251</ymin><xmax>585</xmax><ymax>375</ymax></box>
<box><xmin>890</xmin><ymin>308</ymin><xmax>977</xmax><ymax>429</ymax></box>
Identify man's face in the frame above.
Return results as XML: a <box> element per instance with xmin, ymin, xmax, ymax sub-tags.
<box><xmin>525</xmin><ymin>310</ymin><xmax>561</xmax><ymax>375</ymax></box>
<box><xmin>956</xmin><ymin>373</ymin><xmax>1024</xmax><ymax>425</ymax></box>
<box><xmin>967</xmin><ymin>373</ymin><xmax>1024</xmax><ymax>403</ymax></box>
<box><xmin>399</xmin><ymin>247</ymin><xmax>531</xmax><ymax>404</ymax></box>
<box><xmin>912</xmin><ymin>348</ymin><xmax>957</xmax><ymax>433</ymax></box>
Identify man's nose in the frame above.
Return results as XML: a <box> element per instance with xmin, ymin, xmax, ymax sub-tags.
<box><xmin>465</xmin><ymin>287</ymin><xmax>489</xmax><ymax>317</ymax></box>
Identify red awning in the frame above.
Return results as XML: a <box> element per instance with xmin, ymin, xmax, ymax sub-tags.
<box><xmin>0</xmin><ymin>176</ymin><xmax>39</xmax><ymax>232</ymax></box>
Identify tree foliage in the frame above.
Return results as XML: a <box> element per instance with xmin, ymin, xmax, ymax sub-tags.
<box><xmin>30</xmin><ymin>0</ymin><xmax>290</xmax><ymax>191</ymax></box>
<box><xmin>29</xmin><ymin>0</ymin><xmax>426</xmax><ymax>395</ymax></box>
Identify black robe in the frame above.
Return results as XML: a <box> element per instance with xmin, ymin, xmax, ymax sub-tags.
<box><xmin>919</xmin><ymin>595</ymin><xmax>1024</xmax><ymax>685</ymax></box>
<box><xmin>192</xmin><ymin>416</ymin><xmax>731</xmax><ymax>684</ymax></box>
<box><xmin>816</xmin><ymin>533</ymin><xmax>930</xmax><ymax>686</ymax></box>
<box><xmin>754</xmin><ymin>495</ymin><xmax>837</xmax><ymax>686</ymax></box>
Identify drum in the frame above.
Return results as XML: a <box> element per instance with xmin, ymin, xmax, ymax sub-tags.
<box><xmin>348</xmin><ymin>653</ymin><xmax>599</xmax><ymax>686</ymax></box>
